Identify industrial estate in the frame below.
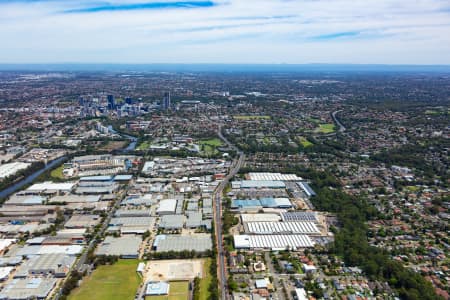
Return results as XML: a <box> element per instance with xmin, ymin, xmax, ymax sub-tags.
<box><xmin>0</xmin><ymin>69</ymin><xmax>448</xmax><ymax>300</ymax></box>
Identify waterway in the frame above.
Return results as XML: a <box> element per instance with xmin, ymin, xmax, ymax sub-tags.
<box><xmin>0</xmin><ymin>156</ymin><xmax>67</xmax><ymax>200</ymax></box>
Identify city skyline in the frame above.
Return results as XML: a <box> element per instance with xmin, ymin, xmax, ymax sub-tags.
<box><xmin>1</xmin><ymin>0</ymin><xmax>450</xmax><ymax>64</ymax></box>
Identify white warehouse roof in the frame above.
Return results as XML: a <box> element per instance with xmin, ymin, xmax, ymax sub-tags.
<box><xmin>245</xmin><ymin>222</ymin><xmax>320</xmax><ymax>235</ymax></box>
<box><xmin>234</xmin><ymin>234</ymin><xmax>315</xmax><ymax>250</ymax></box>
<box><xmin>157</xmin><ymin>199</ymin><xmax>177</xmax><ymax>214</ymax></box>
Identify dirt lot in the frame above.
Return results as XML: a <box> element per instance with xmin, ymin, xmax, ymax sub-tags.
<box><xmin>143</xmin><ymin>259</ymin><xmax>204</xmax><ymax>281</ymax></box>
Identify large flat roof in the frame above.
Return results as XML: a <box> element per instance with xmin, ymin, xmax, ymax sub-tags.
<box><xmin>96</xmin><ymin>236</ymin><xmax>141</xmax><ymax>257</ymax></box>
<box><xmin>27</xmin><ymin>181</ymin><xmax>75</xmax><ymax>192</ymax></box>
<box><xmin>234</xmin><ymin>234</ymin><xmax>315</xmax><ymax>250</ymax></box>
<box><xmin>245</xmin><ymin>221</ymin><xmax>320</xmax><ymax>235</ymax></box>
<box><xmin>240</xmin><ymin>180</ymin><xmax>286</xmax><ymax>189</ymax></box>
<box><xmin>248</xmin><ymin>172</ymin><xmax>302</xmax><ymax>181</ymax></box>
<box><xmin>0</xmin><ymin>278</ymin><xmax>57</xmax><ymax>300</ymax></box>
<box><xmin>154</xmin><ymin>234</ymin><xmax>212</xmax><ymax>252</ymax></box>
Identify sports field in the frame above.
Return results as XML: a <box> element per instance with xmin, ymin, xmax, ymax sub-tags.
<box><xmin>68</xmin><ymin>259</ymin><xmax>141</xmax><ymax>300</ymax></box>
<box><xmin>146</xmin><ymin>281</ymin><xmax>189</xmax><ymax>300</ymax></box>
<box><xmin>298</xmin><ymin>137</ymin><xmax>313</xmax><ymax>147</ymax></box>
<box><xmin>317</xmin><ymin>123</ymin><xmax>335</xmax><ymax>133</ymax></box>
<box><xmin>199</xmin><ymin>138</ymin><xmax>222</xmax><ymax>155</ymax></box>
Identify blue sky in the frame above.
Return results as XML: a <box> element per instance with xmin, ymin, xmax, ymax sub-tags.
<box><xmin>1</xmin><ymin>0</ymin><xmax>450</xmax><ymax>64</ymax></box>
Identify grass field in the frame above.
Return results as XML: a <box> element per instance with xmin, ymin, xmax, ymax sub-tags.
<box><xmin>233</xmin><ymin>115</ymin><xmax>270</xmax><ymax>120</ymax></box>
<box><xmin>69</xmin><ymin>260</ymin><xmax>141</xmax><ymax>300</ymax></box>
<box><xmin>199</xmin><ymin>138</ymin><xmax>222</xmax><ymax>156</ymax></box>
<box><xmin>198</xmin><ymin>259</ymin><xmax>212</xmax><ymax>300</ymax></box>
<box><xmin>137</xmin><ymin>141</ymin><xmax>151</xmax><ymax>150</ymax></box>
<box><xmin>146</xmin><ymin>281</ymin><xmax>189</xmax><ymax>300</ymax></box>
<box><xmin>199</xmin><ymin>138</ymin><xmax>223</xmax><ymax>147</ymax></box>
<box><xmin>317</xmin><ymin>123</ymin><xmax>336</xmax><ymax>134</ymax></box>
<box><xmin>298</xmin><ymin>137</ymin><xmax>313</xmax><ymax>147</ymax></box>
<box><xmin>50</xmin><ymin>165</ymin><xmax>65</xmax><ymax>179</ymax></box>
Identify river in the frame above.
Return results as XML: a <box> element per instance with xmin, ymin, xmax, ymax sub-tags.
<box><xmin>0</xmin><ymin>156</ymin><xmax>67</xmax><ymax>200</ymax></box>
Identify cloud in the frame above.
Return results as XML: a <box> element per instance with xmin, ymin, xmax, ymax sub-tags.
<box><xmin>63</xmin><ymin>1</ymin><xmax>218</xmax><ymax>14</ymax></box>
<box><xmin>0</xmin><ymin>0</ymin><xmax>449</xmax><ymax>64</ymax></box>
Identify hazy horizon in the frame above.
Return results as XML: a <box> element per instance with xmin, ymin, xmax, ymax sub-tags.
<box><xmin>1</xmin><ymin>0</ymin><xmax>450</xmax><ymax>65</ymax></box>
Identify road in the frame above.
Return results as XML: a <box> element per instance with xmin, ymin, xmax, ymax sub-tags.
<box><xmin>54</xmin><ymin>188</ymin><xmax>126</xmax><ymax>300</ymax></box>
<box><xmin>331</xmin><ymin>110</ymin><xmax>346</xmax><ymax>132</ymax></box>
<box><xmin>213</xmin><ymin>124</ymin><xmax>245</xmax><ymax>299</ymax></box>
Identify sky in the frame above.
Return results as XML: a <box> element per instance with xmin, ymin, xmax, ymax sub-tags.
<box><xmin>1</xmin><ymin>0</ymin><xmax>450</xmax><ymax>64</ymax></box>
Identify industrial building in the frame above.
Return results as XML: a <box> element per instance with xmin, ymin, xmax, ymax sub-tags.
<box><xmin>233</xmin><ymin>234</ymin><xmax>315</xmax><ymax>250</ymax></box>
<box><xmin>244</xmin><ymin>221</ymin><xmax>321</xmax><ymax>235</ymax></box>
<box><xmin>240</xmin><ymin>214</ymin><xmax>281</xmax><ymax>223</ymax></box>
<box><xmin>247</xmin><ymin>172</ymin><xmax>302</xmax><ymax>181</ymax></box>
<box><xmin>14</xmin><ymin>253</ymin><xmax>75</xmax><ymax>278</ymax></box>
<box><xmin>231</xmin><ymin>198</ymin><xmax>292</xmax><ymax>210</ymax></box>
<box><xmin>0</xmin><ymin>278</ymin><xmax>57</xmax><ymax>300</ymax></box>
<box><xmin>153</xmin><ymin>234</ymin><xmax>212</xmax><ymax>252</ymax></box>
<box><xmin>159</xmin><ymin>215</ymin><xmax>185</xmax><ymax>230</ymax></box>
<box><xmin>0</xmin><ymin>162</ymin><xmax>30</xmax><ymax>179</ymax></box>
<box><xmin>237</xmin><ymin>180</ymin><xmax>286</xmax><ymax>189</ymax></box>
<box><xmin>25</xmin><ymin>182</ymin><xmax>75</xmax><ymax>195</ymax></box>
<box><xmin>95</xmin><ymin>235</ymin><xmax>141</xmax><ymax>258</ymax></box>
<box><xmin>64</xmin><ymin>214</ymin><xmax>100</xmax><ymax>228</ymax></box>
<box><xmin>109</xmin><ymin>216</ymin><xmax>155</xmax><ymax>234</ymax></box>
<box><xmin>281</xmin><ymin>211</ymin><xmax>319</xmax><ymax>223</ymax></box>
<box><xmin>157</xmin><ymin>199</ymin><xmax>177</xmax><ymax>215</ymax></box>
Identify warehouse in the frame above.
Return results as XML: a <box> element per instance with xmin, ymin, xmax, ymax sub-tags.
<box><xmin>159</xmin><ymin>215</ymin><xmax>185</xmax><ymax>230</ymax></box>
<box><xmin>3</xmin><ymin>195</ymin><xmax>45</xmax><ymax>206</ymax></box>
<box><xmin>153</xmin><ymin>234</ymin><xmax>212</xmax><ymax>252</ymax></box>
<box><xmin>157</xmin><ymin>199</ymin><xmax>177</xmax><ymax>215</ymax></box>
<box><xmin>14</xmin><ymin>253</ymin><xmax>75</xmax><ymax>278</ymax></box>
<box><xmin>281</xmin><ymin>212</ymin><xmax>319</xmax><ymax>223</ymax></box>
<box><xmin>75</xmin><ymin>181</ymin><xmax>118</xmax><ymax>195</ymax></box>
<box><xmin>297</xmin><ymin>182</ymin><xmax>316</xmax><ymax>197</ymax></box>
<box><xmin>244</xmin><ymin>222</ymin><xmax>320</xmax><ymax>235</ymax></box>
<box><xmin>25</xmin><ymin>182</ymin><xmax>75</xmax><ymax>195</ymax></box>
<box><xmin>233</xmin><ymin>234</ymin><xmax>315</xmax><ymax>250</ymax></box>
<box><xmin>0</xmin><ymin>278</ymin><xmax>57</xmax><ymax>300</ymax></box>
<box><xmin>240</xmin><ymin>214</ymin><xmax>281</xmax><ymax>223</ymax></box>
<box><xmin>115</xmin><ymin>209</ymin><xmax>151</xmax><ymax>217</ymax></box>
<box><xmin>96</xmin><ymin>235</ymin><xmax>141</xmax><ymax>258</ymax></box>
<box><xmin>49</xmin><ymin>195</ymin><xmax>100</xmax><ymax>203</ymax></box>
<box><xmin>7</xmin><ymin>245</ymin><xmax>83</xmax><ymax>257</ymax></box>
<box><xmin>64</xmin><ymin>214</ymin><xmax>100</xmax><ymax>228</ymax></box>
<box><xmin>185</xmin><ymin>212</ymin><xmax>203</xmax><ymax>229</ymax></box>
<box><xmin>247</xmin><ymin>172</ymin><xmax>302</xmax><ymax>181</ymax></box>
<box><xmin>0</xmin><ymin>162</ymin><xmax>30</xmax><ymax>179</ymax></box>
<box><xmin>109</xmin><ymin>217</ymin><xmax>155</xmax><ymax>234</ymax></box>
<box><xmin>231</xmin><ymin>198</ymin><xmax>292</xmax><ymax>210</ymax></box>
<box><xmin>239</xmin><ymin>180</ymin><xmax>286</xmax><ymax>189</ymax></box>
<box><xmin>0</xmin><ymin>267</ymin><xmax>14</xmax><ymax>281</ymax></box>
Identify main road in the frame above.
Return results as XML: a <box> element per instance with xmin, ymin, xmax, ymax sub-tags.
<box><xmin>214</xmin><ymin>125</ymin><xmax>245</xmax><ymax>299</ymax></box>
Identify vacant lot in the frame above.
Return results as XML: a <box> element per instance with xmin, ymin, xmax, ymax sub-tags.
<box><xmin>145</xmin><ymin>259</ymin><xmax>203</xmax><ymax>281</ymax></box>
<box><xmin>69</xmin><ymin>259</ymin><xmax>141</xmax><ymax>300</ymax></box>
<box><xmin>137</xmin><ymin>141</ymin><xmax>151</xmax><ymax>150</ymax></box>
<box><xmin>98</xmin><ymin>140</ymin><xmax>128</xmax><ymax>151</ymax></box>
<box><xmin>146</xmin><ymin>281</ymin><xmax>189</xmax><ymax>300</ymax></box>
<box><xmin>50</xmin><ymin>165</ymin><xmax>65</xmax><ymax>179</ymax></box>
